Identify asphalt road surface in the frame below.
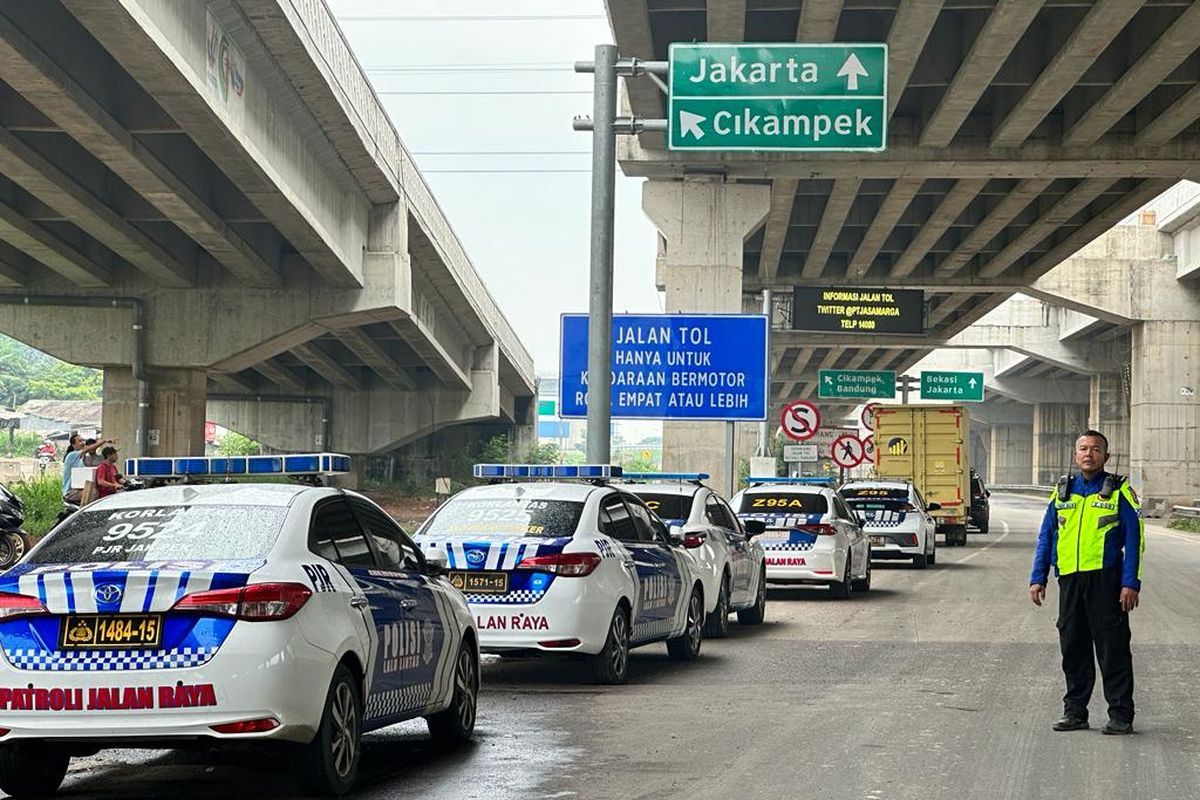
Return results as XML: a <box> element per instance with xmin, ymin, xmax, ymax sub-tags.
<box><xmin>33</xmin><ymin>494</ymin><xmax>1200</xmax><ymax>799</ymax></box>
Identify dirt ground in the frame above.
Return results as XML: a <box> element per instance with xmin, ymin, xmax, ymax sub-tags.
<box><xmin>363</xmin><ymin>490</ymin><xmax>442</xmax><ymax>531</ymax></box>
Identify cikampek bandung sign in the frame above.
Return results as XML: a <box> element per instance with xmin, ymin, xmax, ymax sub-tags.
<box><xmin>792</xmin><ymin>287</ymin><xmax>924</xmax><ymax>335</ymax></box>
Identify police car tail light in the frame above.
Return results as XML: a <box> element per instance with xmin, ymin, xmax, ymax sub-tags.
<box><xmin>173</xmin><ymin>583</ymin><xmax>312</xmax><ymax>621</ymax></box>
<box><xmin>802</xmin><ymin>524</ymin><xmax>838</xmax><ymax>536</ymax></box>
<box><xmin>683</xmin><ymin>533</ymin><xmax>705</xmax><ymax>549</ymax></box>
<box><xmin>899</xmin><ymin>503</ymin><xmax>916</xmax><ymax>512</ymax></box>
<box><xmin>516</xmin><ymin>552</ymin><xmax>602</xmax><ymax>577</ymax></box>
<box><xmin>0</xmin><ymin>592</ymin><xmax>48</xmax><ymax>619</ymax></box>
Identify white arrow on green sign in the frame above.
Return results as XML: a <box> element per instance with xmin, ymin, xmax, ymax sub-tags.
<box><xmin>668</xmin><ymin>43</ymin><xmax>888</xmax><ymax>152</ymax></box>
<box><xmin>920</xmin><ymin>371</ymin><xmax>984</xmax><ymax>402</ymax></box>
<box><xmin>818</xmin><ymin>369</ymin><xmax>896</xmax><ymax>400</ymax></box>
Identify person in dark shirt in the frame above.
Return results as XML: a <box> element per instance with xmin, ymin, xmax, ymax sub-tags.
<box><xmin>1029</xmin><ymin>430</ymin><xmax>1143</xmax><ymax>735</ymax></box>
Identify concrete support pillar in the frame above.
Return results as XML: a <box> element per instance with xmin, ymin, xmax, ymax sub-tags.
<box><xmin>1089</xmin><ymin>371</ymin><xmax>1130</xmax><ymax>466</ymax></box>
<box><xmin>989</xmin><ymin>423</ymin><xmax>1033</xmax><ymax>485</ymax></box>
<box><xmin>1032</xmin><ymin>403</ymin><xmax>1088</xmax><ymax>485</ymax></box>
<box><xmin>1129</xmin><ymin>319</ymin><xmax>1200</xmax><ymax>513</ymax></box>
<box><xmin>102</xmin><ymin>367</ymin><xmax>206</xmax><ymax>457</ymax></box>
<box><xmin>642</xmin><ymin>179</ymin><xmax>770</xmax><ymax>494</ymax></box>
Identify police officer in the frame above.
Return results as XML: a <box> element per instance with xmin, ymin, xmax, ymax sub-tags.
<box><xmin>1029</xmin><ymin>430</ymin><xmax>1144</xmax><ymax>735</ymax></box>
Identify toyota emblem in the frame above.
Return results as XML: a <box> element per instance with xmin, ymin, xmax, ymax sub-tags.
<box><xmin>94</xmin><ymin>584</ymin><xmax>123</xmax><ymax>604</ymax></box>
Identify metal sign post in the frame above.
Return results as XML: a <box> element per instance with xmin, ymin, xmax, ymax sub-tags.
<box><xmin>574</xmin><ymin>49</ymin><xmax>667</xmax><ymax>465</ymax></box>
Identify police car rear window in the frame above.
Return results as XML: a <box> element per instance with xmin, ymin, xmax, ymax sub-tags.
<box><xmin>422</xmin><ymin>498</ymin><xmax>584</xmax><ymax>538</ymax></box>
<box><xmin>31</xmin><ymin>505</ymin><xmax>288</xmax><ymax>564</ymax></box>
<box><xmin>633</xmin><ymin>494</ymin><xmax>691</xmax><ymax>522</ymax></box>
<box><xmin>738</xmin><ymin>493</ymin><xmax>827</xmax><ymax>514</ymax></box>
<box><xmin>842</xmin><ymin>487</ymin><xmax>909</xmax><ymax>509</ymax></box>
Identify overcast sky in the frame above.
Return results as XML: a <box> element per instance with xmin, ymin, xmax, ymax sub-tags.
<box><xmin>328</xmin><ymin>0</ymin><xmax>660</xmax><ymax>376</ymax></box>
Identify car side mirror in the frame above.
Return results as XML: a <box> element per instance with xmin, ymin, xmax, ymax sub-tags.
<box><xmin>743</xmin><ymin>519</ymin><xmax>766</xmax><ymax>537</ymax></box>
<box><xmin>424</xmin><ymin>548</ymin><xmax>449</xmax><ymax>576</ymax></box>
<box><xmin>985</xmin><ymin>490</ymin><xmax>991</xmax><ymax>497</ymax></box>
<box><xmin>926</xmin><ymin>502</ymin><xmax>942</xmax><ymax>512</ymax></box>
<box><xmin>856</xmin><ymin>513</ymin><xmax>867</xmax><ymax>526</ymax></box>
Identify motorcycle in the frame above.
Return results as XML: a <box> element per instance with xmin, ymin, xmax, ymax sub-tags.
<box><xmin>54</xmin><ymin>478</ymin><xmax>145</xmax><ymax>527</ymax></box>
<box><xmin>0</xmin><ymin>483</ymin><xmax>32</xmax><ymax>570</ymax></box>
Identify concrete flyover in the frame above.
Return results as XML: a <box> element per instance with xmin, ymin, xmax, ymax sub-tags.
<box><xmin>607</xmin><ymin>0</ymin><xmax>1200</xmax><ymax>487</ymax></box>
<box><xmin>0</xmin><ymin>1</ymin><xmax>535</xmax><ymax>470</ymax></box>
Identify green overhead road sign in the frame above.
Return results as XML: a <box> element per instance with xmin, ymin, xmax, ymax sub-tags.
<box><xmin>669</xmin><ymin>43</ymin><xmax>888</xmax><ymax>152</ymax></box>
<box><xmin>538</xmin><ymin>399</ymin><xmax>557</xmax><ymax>417</ymax></box>
<box><xmin>920</xmin><ymin>371</ymin><xmax>985</xmax><ymax>402</ymax></box>
<box><xmin>818</xmin><ymin>369</ymin><xmax>896</xmax><ymax>400</ymax></box>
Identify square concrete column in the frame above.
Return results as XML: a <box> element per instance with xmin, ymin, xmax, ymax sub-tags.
<box><xmin>643</xmin><ymin>179</ymin><xmax>770</xmax><ymax>494</ymax></box>
<box><xmin>1089</xmin><ymin>371</ymin><xmax>1130</xmax><ymax>465</ymax></box>
<box><xmin>988</xmin><ymin>423</ymin><xmax>1033</xmax><ymax>485</ymax></box>
<box><xmin>1032</xmin><ymin>403</ymin><xmax>1088</xmax><ymax>485</ymax></box>
<box><xmin>102</xmin><ymin>367</ymin><xmax>207</xmax><ymax>457</ymax></box>
<box><xmin>1129</xmin><ymin>319</ymin><xmax>1200</xmax><ymax>512</ymax></box>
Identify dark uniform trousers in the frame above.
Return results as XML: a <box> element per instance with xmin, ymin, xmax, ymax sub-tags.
<box><xmin>1057</xmin><ymin>568</ymin><xmax>1134</xmax><ymax>724</ymax></box>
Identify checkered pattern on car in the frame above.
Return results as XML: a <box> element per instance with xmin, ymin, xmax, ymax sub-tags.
<box><xmin>633</xmin><ymin>617</ymin><xmax>677</xmax><ymax>642</ymax></box>
<box><xmin>465</xmin><ymin>587</ymin><xmax>548</xmax><ymax>605</ymax></box>
<box><xmin>862</xmin><ymin>511</ymin><xmax>906</xmax><ymax>528</ymax></box>
<box><xmin>365</xmin><ymin>681</ymin><xmax>434</xmax><ymax>720</ymax></box>
<box><xmin>6</xmin><ymin>646</ymin><xmax>218</xmax><ymax>672</ymax></box>
<box><xmin>760</xmin><ymin>541</ymin><xmax>815</xmax><ymax>552</ymax></box>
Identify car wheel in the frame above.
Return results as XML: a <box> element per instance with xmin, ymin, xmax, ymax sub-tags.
<box><xmin>829</xmin><ymin>555</ymin><xmax>852</xmax><ymax>599</ymax></box>
<box><xmin>851</xmin><ymin>555</ymin><xmax>872</xmax><ymax>592</ymax></box>
<box><xmin>702</xmin><ymin>575</ymin><xmax>731</xmax><ymax>638</ymax></box>
<box><xmin>667</xmin><ymin>586</ymin><xmax>704</xmax><ymax>661</ymax></box>
<box><xmin>737</xmin><ymin>566</ymin><xmax>767</xmax><ymax>625</ymax></box>
<box><xmin>426</xmin><ymin>639</ymin><xmax>478</xmax><ymax>745</ymax></box>
<box><xmin>978</xmin><ymin>519</ymin><xmax>989</xmax><ymax>534</ymax></box>
<box><xmin>928</xmin><ymin>544</ymin><xmax>937</xmax><ymax>565</ymax></box>
<box><xmin>913</xmin><ymin>552</ymin><xmax>928</xmax><ymax>569</ymax></box>
<box><xmin>590</xmin><ymin>606</ymin><xmax>630</xmax><ymax>684</ymax></box>
<box><xmin>0</xmin><ymin>741</ymin><xmax>70</xmax><ymax>798</ymax></box>
<box><xmin>296</xmin><ymin>664</ymin><xmax>362</xmax><ymax>797</ymax></box>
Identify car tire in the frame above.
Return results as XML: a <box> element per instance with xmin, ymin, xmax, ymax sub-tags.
<box><xmin>737</xmin><ymin>566</ymin><xmax>767</xmax><ymax>625</ymax></box>
<box><xmin>296</xmin><ymin>664</ymin><xmax>362</xmax><ymax>797</ymax></box>
<box><xmin>426</xmin><ymin>639</ymin><xmax>478</xmax><ymax>745</ymax></box>
<box><xmin>913</xmin><ymin>552</ymin><xmax>928</xmax><ymax>569</ymax></box>
<box><xmin>829</xmin><ymin>555</ymin><xmax>852</xmax><ymax>599</ymax></box>
<box><xmin>851</xmin><ymin>555</ymin><xmax>872</xmax><ymax>592</ymax></box>
<box><xmin>666</xmin><ymin>586</ymin><xmax>704</xmax><ymax>661</ymax></box>
<box><xmin>0</xmin><ymin>531</ymin><xmax>26</xmax><ymax>570</ymax></box>
<box><xmin>702</xmin><ymin>575</ymin><xmax>731</xmax><ymax>638</ymax></box>
<box><xmin>0</xmin><ymin>741</ymin><xmax>69</xmax><ymax>798</ymax></box>
<box><xmin>928</xmin><ymin>545</ymin><xmax>937</xmax><ymax>565</ymax></box>
<box><xmin>978</xmin><ymin>519</ymin><xmax>990</xmax><ymax>534</ymax></box>
<box><xmin>590</xmin><ymin>606</ymin><xmax>630</xmax><ymax>684</ymax></box>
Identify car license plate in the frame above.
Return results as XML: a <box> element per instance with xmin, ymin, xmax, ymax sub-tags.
<box><xmin>448</xmin><ymin>571</ymin><xmax>509</xmax><ymax>594</ymax></box>
<box><xmin>870</xmin><ymin>536</ymin><xmax>886</xmax><ymax>546</ymax></box>
<box><xmin>60</xmin><ymin>614</ymin><xmax>162</xmax><ymax>649</ymax></box>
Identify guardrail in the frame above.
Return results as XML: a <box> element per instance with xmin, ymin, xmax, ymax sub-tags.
<box><xmin>1172</xmin><ymin>505</ymin><xmax>1200</xmax><ymax>519</ymax></box>
<box><xmin>990</xmin><ymin>485</ymin><xmax>1054</xmax><ymax>495</ymax></box>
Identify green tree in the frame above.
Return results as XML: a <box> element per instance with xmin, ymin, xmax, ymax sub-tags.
<box><xmin>218</xmin><ymin>432</ymin><xmax>261</xmax><ymax>456</ymax></box>
<box><xmin>525</xmin><ymin>442</ymin><xmax>560</xmax><ymax>465</ymax></box>
<box><xmin>0</xmin><ymin>335</ymin><xmax>102</xmax><ymax>406</ymax></box>
<box><xmin>479</xmin><ymin>434</ymin><xmax>511</xmax><ymax>464</ymax></box>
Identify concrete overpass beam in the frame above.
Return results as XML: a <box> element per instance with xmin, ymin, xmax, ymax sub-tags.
<box><xmin>935</xmin><ymin>179</ymin><xmax>1052</xmax><ymax>278</ymax></box>
<box><xmin>890</xmin><ymin>179</ymin><xmax>986</xmax><ymax>277</ymax></box>
<box><xmin>643</xmin><ymin>178</ymin><xmax>770</xmax><ymax>493</ymax></box>
<box><xmin>846</xmin><ymin>177</ymin><xmax>922</xmax><ymax>278</ymax></box>
<box><xmin>802</xmin><ymin>179</ymin><xmax>861</xmax><ymax>279</ymax></box>
<box><xmin>0</xmin><ymin>198</ymin><xmax>112</xmax><ymax>286</ymax></box>
<box><xmin>102</xmin><ymin>366</ymin><xmax>206</xmax><ymax>457</ymax></box>
<box><xmin>886</xmin><ymin>0</ymin><xmax>944</xmax><ymax>119</ymax></box>
<box><xmin>707</xmin><ymin>0</ymin><xmax>746</xmax><ymax>42</ymax></box>
<box><xmin>990</xmin><ymin>422</ymin><xmax>1034</xmax><ymax>486</ymax></box>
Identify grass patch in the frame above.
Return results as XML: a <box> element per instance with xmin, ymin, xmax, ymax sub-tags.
<box><xmin>10</xmin><ymin>476</ymin><xmax>63</xmax><ymax>538</ymax></box>
<box><xmin>1167</xmin><ymin>516</ymin><xmax>1200</xmax><ymax>534</ymax></box>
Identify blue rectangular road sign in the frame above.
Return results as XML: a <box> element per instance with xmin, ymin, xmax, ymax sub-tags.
<box><xmin>559</xmin><ymin>314</ymin><xmax>769</xmax><ymax>421</ymax></box>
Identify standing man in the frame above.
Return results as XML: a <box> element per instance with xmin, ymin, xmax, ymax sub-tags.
<box><xmin>1029</xmin><ymin>430</ymin><xmax>1144</xmax><ymax>735</ymax></box>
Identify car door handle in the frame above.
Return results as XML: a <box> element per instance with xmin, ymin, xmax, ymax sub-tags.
<box><xmin>349</xmin><ymin>595</ymin><xmax>369</xmax><ymax>609</ymax></box>
<box><xmin>400</xmin><ymin>599</ymin><xmax>418</xmax><ymax>611</ymax></box>
<box><xmin>623</xmin><ymin>559</ymin><xmax>636</xmax><ymax>568</ymax></box>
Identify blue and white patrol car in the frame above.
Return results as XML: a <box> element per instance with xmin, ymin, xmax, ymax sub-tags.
<box><xmin>0</xmin><ymin>454</ymin><xmax>477</xmax><ymax>798</ymax></box>
<box><xmin>414</xmin><ymin>465</ymin><xmax>707</xmax><ymax>684</ymax></box>
<box><xmin>730</xmin><ymin>478</ymin><xmax>872</xmax><ymax>598</ymax></box>
<box><xmin>841</xmin><ymin>480</ymin><xmax>939</xmax><ymax>568</ymax></box>
<box><xmin>620</xmin><ymin>473</ymin><xmax>767</xmax><ymax>636</ymax></box>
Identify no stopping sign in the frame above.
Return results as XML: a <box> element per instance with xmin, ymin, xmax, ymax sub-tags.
<box><xmin>781</xmin><ymin>400</ymin><xmax>821</xmax><ymax>442</ymax></box>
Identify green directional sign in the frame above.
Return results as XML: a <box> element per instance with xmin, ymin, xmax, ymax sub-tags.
<box><xmin>818</xmin><ymin>369</ymin><xmax>896</xmax><ymax>400</ymax></box>
<box><xmin>538</xmin><ymin>399</ymin><xmax>557</xmax><ymax>417</ymax></box>
<box><xmin>668</xmin><ymin>43</ymin><xmax>888</xmax><ymax>152</ymax></box>
<box><xmin>920</xmin><ymin>371</ymin><xmax>984</xmax><ymax>402</ymax></box>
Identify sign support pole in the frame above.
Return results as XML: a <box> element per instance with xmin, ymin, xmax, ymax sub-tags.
<box><xmin>757</xmin><ymin>288</ymin><xmax>772</xmax><ymax>457</ymax></box>
<box><xmin>583</xmin><ymin>44</ymin><xmax>618</xmax><ymax>466</ymax></box>
<box><xmin>725</xmin><ymin>421</ymin><xmax>736</xmax><ymax>497</ymax></box>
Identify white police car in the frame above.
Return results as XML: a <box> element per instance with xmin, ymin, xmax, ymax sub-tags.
<box><xmin>730</xmin><ymin>478</ymin><xmax>871</xmax><ymax>598</ymax></box>
<box><xmin>414</xmin><ymin>465</ymin><xmax>707</xmax><ymax>684</ymax></box>
<box><xmin>841</xmin><ymin>480</ymin><xmax>939</xmax><ymax>568</ymax></box>
<box><xmin>0</xmin><ymin>454</ymin><xmax>477</xmax><ymax>798</ymax></box>
<box><xmin>620</xmin><ymin>473</ymin><xmax>767</xmax><ymax>636</ymax></box>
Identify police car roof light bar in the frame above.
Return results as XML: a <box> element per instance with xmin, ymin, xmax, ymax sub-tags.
<box><xmin>124</xmin><ymin>453</ymin><xmax>352</xmax><ymax>480</ymax></box>
<box><xmin>472</xmin><ymin>464</ymin><xmax>622</xmax><ymax>480</ymax></box>
<box><xmin>746</xmin><ymin>476</ymin><xmax>836</xmax><ymax>486</ymax></box>
<box><xmin>622</xmin><ymin>472</ymin><xmax>710</xmax><ymax>483</ymax></box>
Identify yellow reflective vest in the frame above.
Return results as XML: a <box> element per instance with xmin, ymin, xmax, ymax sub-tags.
<box><xmin>1052</xmin><ymin>473</ymin><xmax>1143</xmax><ymax>580</ymax></box>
